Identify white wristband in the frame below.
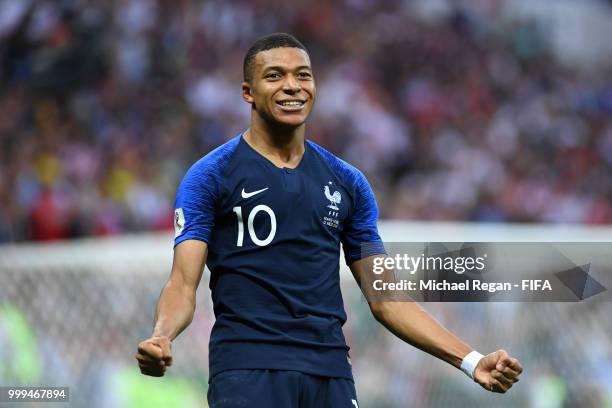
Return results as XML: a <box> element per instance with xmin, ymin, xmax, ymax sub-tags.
<box><xmin>460</xmin><ymin>351</ymin><xmax>484</xmax><ymax>379</ymax></box>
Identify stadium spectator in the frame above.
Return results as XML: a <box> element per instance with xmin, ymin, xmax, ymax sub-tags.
<box><xmin>1</xmin><ymin>0</ymin><xmax>612</xmax><ymax>243</ymax></box>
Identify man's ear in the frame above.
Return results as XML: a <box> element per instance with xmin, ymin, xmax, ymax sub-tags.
<box><xmin>242</xmin><ymin>82</ymin><xmax>254</xmax><ymax>104</ymax></box>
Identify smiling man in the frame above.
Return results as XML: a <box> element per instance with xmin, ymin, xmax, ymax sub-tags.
<box><xmin>136</xmin><ymin>33</ymin><xmax>522</xmax><ymax>407</ymax></box>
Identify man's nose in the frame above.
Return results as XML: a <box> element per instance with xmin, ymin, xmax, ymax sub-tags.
<box><xmin>283</xmin><ymin>75</ymin><xmax>301</xmax><ymax>92</ymax></box>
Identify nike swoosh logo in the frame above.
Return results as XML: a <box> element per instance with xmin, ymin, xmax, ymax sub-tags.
<box><xmin>241</xmin><ymin>187</ymin><xmax>269</xmax><ymax>199</ymax></box>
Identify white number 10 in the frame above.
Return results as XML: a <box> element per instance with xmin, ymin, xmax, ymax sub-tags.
<box><xmin>232</xmin><ymin>205</ymin><xmax>277</xmax><ymax>247</ymax></box>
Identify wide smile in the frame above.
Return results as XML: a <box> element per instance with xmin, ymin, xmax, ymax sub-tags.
<box><xmin>275</xmin><ymin>99</ymin><xmax>307</xmax><ymax>111</ymax></box>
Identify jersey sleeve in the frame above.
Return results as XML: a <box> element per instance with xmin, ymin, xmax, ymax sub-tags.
<box><xmin>341</xmin><ymin>171</ymin><xmax>386</xmax><ymax>264</ymax></box>
<box><xmin>173</xmin><ymin>161</ymin><xmax>219</xmax><ymax>247</ymax></box>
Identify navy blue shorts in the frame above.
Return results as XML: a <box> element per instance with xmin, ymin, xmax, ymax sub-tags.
<box><xmin>207</xmin><ymin>369</ymin><xmax>360</xmax><ymax>408</ymax></box>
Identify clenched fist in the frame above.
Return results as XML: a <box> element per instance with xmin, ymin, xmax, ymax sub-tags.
<box><xmin>136</xmin><ymin>336</ymin><xmax>173</xmax><ymax>377</ymax></box>
<box><xmin>474</xmin><ymin>350</ymin><xmax>523</xmax><ymax>393</ymax></box>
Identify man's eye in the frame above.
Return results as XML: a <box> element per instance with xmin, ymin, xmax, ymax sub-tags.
<box><xmin>266</xmin><ymin>73</ymin><xmax>281</xmax><ymax>79</ymax></box>
<box><xmin>298</xmin><ymin>72</ymin><xmax>312</xmax><ymax>78</ymax></box>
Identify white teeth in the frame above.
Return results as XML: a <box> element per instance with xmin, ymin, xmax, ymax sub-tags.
<box><xmin>279</xmin><ymin>101</ymin><xmax>304</xmax><ymax>106</ymax></box>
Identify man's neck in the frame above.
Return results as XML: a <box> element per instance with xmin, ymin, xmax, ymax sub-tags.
<box><xmin>244</xmin><ymin>115</ymin><xmax>306</xmax><ymax>169</ymax></box>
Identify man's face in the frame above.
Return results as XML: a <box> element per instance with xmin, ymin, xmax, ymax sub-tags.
<box><xmin>243</xmin><ymin>47</ymin><xmax>316</xmax><ymax>128</ymax></box>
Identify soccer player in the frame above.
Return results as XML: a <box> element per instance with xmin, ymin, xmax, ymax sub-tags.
<box><xmin>136</xmin><ymin>33</ymin><xmax>523</xmax><ymax>407</ymax></box>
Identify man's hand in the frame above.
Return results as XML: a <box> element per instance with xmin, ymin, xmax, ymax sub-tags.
<box><xmin>136</xmin><ymin>241</ymin><xmax>207</xmax><ymax>377</ymax></box>
<box><xmin>136</xmin><ymin>336</ymin><xmax>173</xmax><ymax>377</ymax></box>
<box><xmin>474</xmin><ymin>350</ymin><xmax>523</xmax><ymax>393</ymax></box>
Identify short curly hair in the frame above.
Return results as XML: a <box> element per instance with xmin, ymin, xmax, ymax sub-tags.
<box><xmin>243</xmin><ymin>33</ymin><xmax>308</xmax><ymax>83</ymax></box>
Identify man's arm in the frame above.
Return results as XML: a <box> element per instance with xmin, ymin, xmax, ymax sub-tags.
<box><xmin>350</xmin><ymin>255</ymin><xmax>523</xmax><ymax>393</ymax></box>
<box><xmin>135</xmin><ymin>240</ymin><xmax>208</xmax><ymax>377</ymax></box>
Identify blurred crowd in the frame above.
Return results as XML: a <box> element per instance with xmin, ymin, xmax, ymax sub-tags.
<box><xmin>2</xmin><ymin>0</ymin><xmax>612</xmax><ymax>242</ymax></box>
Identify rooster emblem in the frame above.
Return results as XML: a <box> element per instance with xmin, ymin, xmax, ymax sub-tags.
<box><xmin>324</xmin><ymin>183</ymin><xmax>341</xmax><ymax>211</ymax></box>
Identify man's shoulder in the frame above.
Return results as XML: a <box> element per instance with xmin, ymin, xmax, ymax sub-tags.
<box><xmin>307</xmin><ymin>139</ymin><xmax>367</xmax><ymax>188</ymax></box>
<box><xmin>187</xmin><ymin>134</ymin><xmax>242</xmax><ymax>179</ymax></box>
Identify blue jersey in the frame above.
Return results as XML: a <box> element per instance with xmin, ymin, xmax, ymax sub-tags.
<box><xmin>174</xmin><ymin>134</ymin><xmax>385</xmax><ymax>380</ymax></box>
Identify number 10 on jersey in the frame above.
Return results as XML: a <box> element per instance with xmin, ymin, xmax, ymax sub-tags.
<box><xmin>232</xmin><ymin>205</ymin><xmax>277</xmax><ymax>247</ymax></box>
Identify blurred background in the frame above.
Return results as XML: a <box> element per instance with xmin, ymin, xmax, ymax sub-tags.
<box><xmin>1</xmin><ymin>0</ymin><xmax>612</xmax><ymax>406</ymax></box>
